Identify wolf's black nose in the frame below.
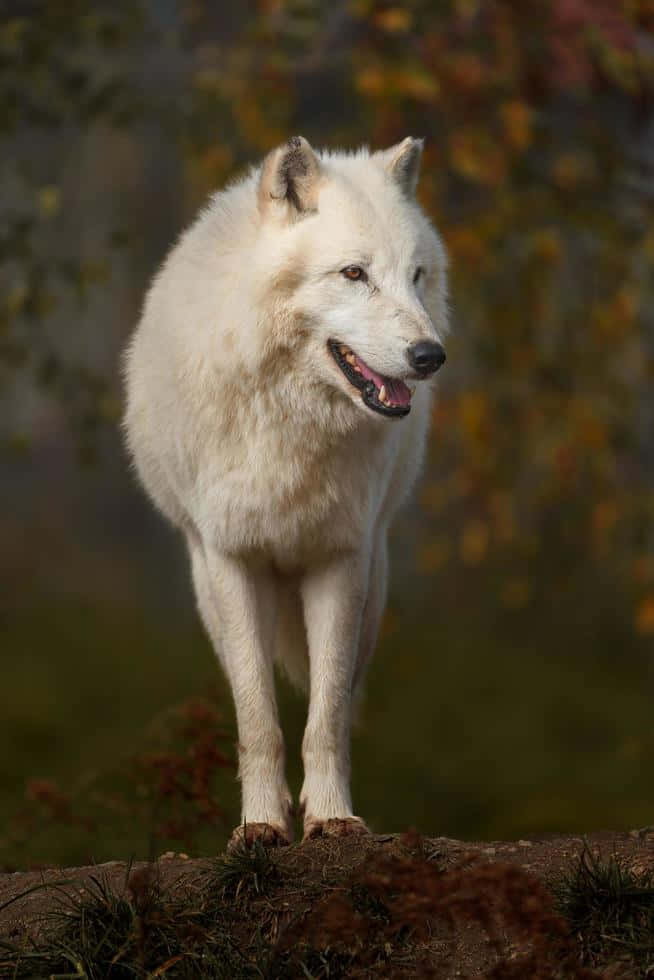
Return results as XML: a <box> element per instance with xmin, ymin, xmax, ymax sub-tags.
<box><xmin>406</xmin><ymin>341</ymin><xmax>446</xmax><ymax>375</ymax></box>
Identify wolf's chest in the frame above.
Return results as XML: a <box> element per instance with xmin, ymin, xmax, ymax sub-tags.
<box><xmin>204</xmin><ymin>415</ymin><xmax>391</xmax><ymax>560</ymax></box>
<box><xmin>247</xmin><ymin>426</ymin><xmax>376</xmax><ymax>519</ymax></box>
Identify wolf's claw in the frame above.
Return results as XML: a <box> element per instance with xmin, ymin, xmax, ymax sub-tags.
<box><xmin>303</xmin><ymin>816</ymin><xmax>370</xmax><ymax>841</ymax></box>
<box><xmin>227</xmin><ymin>822</ymin><xmax>292</xmax><ymax>852</ymax></box>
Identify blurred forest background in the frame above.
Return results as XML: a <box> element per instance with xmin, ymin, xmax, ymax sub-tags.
<box><xmin>2</xmin><ymin>0</ymin><xmax>654</xmax><ymax>869</ymax></box>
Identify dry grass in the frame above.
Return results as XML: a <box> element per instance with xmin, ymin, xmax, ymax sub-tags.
<box><xmin>4</xmin><ymin>833</ymin><xmax>639</xmax><ymax>979</ymax></box>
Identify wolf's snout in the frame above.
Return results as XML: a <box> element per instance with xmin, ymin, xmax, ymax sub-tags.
<box><xmin>406</xmin><ymin>340</ymin><xmax>446</xmax><ymax>376</ymax></box>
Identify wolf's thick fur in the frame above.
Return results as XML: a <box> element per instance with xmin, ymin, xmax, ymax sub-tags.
<box><xmin>123</xmin><ymin>137</ymin><xmax>448</xmax><ymax>845</ymax></box>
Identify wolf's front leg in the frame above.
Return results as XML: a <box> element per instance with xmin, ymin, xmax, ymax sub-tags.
<box><xmin>189</xmin><ymin>543</ymin><xmax>293</xmax><ymax>848</ymax></box>
<box><xmin>299</xmin><ymin>552</ymin><xmax>371</xmax><ymax>840</ymax></box>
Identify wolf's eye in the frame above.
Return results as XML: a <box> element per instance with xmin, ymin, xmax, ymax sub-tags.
<box><xmin>341</xmin><ymin>265</ymin><xmax>366</xmax><ymax>282</ymax></box>
<box><xmin>413</xmin><ymin>266</ymin><xmax>425</xmax><ymax>285</ymax></box>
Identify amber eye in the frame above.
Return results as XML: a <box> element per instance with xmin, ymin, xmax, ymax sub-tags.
<box><xmin>413</xmin><ymin>266</ymin><xmax>425</xmax><ymax>285</ymax></box>
<box><xmin>341</xmin><ymin>265</ymin><xmax>366</xmax><ymax>281</ymax></box>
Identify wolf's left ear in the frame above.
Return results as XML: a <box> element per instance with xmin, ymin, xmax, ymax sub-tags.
<box><xmin>258</xmin><ymin>136</ymin><xmax>322</xmax><ymax>218</ymax></box>
<box><xmin>378</xmin><ymin>136</ymin><xmax>424</xmax><ymax>197</ymax></box>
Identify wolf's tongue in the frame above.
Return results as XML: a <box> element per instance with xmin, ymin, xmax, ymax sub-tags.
<box><xmin>385</xmin><ymin>377</ymin><xmax>412</xmax><ymax>407</ymax></box>
<box><xmin>355</xmin><ymin>356</ymin><xmax>411</xmax><ymax>408</ymax></box>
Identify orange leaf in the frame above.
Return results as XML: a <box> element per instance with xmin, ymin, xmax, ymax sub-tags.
<box><xmin>500</xmin><ymin>100</ymin><xmax>531</xmax><ymax>151</ymax></box>
<box><xmin>374</xmin><ymin>7</ymin><xmax>412</xmax><ymax>33</ymax></box>
<box><xmin>418</xmin><ymin>539</ymin><xmax>450</xmax><ymax>573</ymax></box>
<box><xmin>501</xmin><ymin>579</ymin><xmax>531</xmax><ymax>609</ymax></box>
<box><xmin>355</xmin><ymin>67</ymin><xmax>385</xmax><ymax>96</ymax></box>
<box><xmin>635</xmin><ymin>596</ymin><xmax>654</xmax><ymax>635</ymax></box>
<box><xmin>460</xmin><ymin>520</ymin><xmax>489</xmax><ymax>565</ymax></box>
<box><xmin>550</xmin><ymin>151</ymin><xmax>596</xmax><ymax>189</ymax></box>
<box><xmin>448</xmin><ymin>53</ymin><xmax>486</xmax><ymax>93</ymax></box>
<box><xmin>450</xmin><ymin>130</ymin><xmax>506</xmax><ymax>185</ymax></box>
<box><xmin>445</xmin><ymin>227</ymin><xmax>485</xmax><ymax>264</ymax></box>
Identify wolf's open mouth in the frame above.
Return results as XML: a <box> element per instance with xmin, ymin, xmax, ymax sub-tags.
<box><xmin>328</xmin><ymin>340</ymin><xmax>412</xmax><ymax>419</ymax></box>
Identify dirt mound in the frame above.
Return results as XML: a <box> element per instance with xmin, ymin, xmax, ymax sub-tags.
<box><xmin>1</xmin><ymin>829</ymin><xmax>653</xmax><ymax>978</ymax></box>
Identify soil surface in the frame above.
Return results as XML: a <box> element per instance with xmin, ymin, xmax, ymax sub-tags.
<box><xmin>2</xmin><ymin>829</ymin><xmax>654</xmax><ymax>978</ymax></box>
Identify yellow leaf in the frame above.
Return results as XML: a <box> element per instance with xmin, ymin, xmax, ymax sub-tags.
<box><xmin>595</xmin><ymin>287</ymin><xmax>639</xmax><ymax>336</ymax></box>
<box><xmin>459</xmin><ymin>391</ymin><xmax>488</xmax><ymax>441</ymax></box>
<box><xmin>460</xmin><ymin>520</ymin><xmax>489</xmax><ymax>565</ymax></box>
<box><xmin>237</xmin><ymin>100</ymin><xmax>287</xmax><ymax>151</ymax></box>
<box><xmin>531</xmin><ymin>229</ymin><xmax>563</xmax><ymax>265</ymax></box>
<box><xmin>38</xmin><ymin>186</ymin><xmax>60</xmax><ymax>218</ymax></box>
<box><xmin>617</xmin><ymin>736</ymin><xmax>642</xmax><ymax>761</ymax></box>
<box><xmin>6</xmin><ymin>283</ymin><xmax>26</xmax><ymax>315</ymax></box>
<box><xmin>393</xmin><ymin>69</ymin><xmax>439</xmax><ymax>102</ymax></box>
<box><xmin>348</xmin><ymin>0</ymin><xmax>375</xmax><ymax>17</ymax></box>
<box><xmin>356</xmin><ymin>66</ymin><xmax>439</xmax><ymax>103</ymax></box>
<box><xmin>454</xmin><ymin>0</ymin><xmax>480</xmax><ymax>19</ymax></box>
<box><xmin>193</xmin><ymin>69</ymin><xmax>223</xmax><ymax>94</ymax></box>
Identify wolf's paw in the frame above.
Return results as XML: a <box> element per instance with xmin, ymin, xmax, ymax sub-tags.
<box><xmin>227</xmin><ymin>822</ymin><xmax>292</xmax><ymax>852</ymax></box>
<box><xmin>303</xmin><ymin>816</ymin><xmax>370</xmax><ymax>841</ymax></box>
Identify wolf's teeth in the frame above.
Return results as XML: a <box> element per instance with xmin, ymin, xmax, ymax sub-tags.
<box><xmin>379</xmin><ymin>385</ymin><xmax>386</xmax><ymax>403</ymax></box>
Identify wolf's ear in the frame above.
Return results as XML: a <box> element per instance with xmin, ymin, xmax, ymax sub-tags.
<box><xmin>378</xmin><ymin>136</ymin><xmax>424</xmax><ymax>197</ymax></box>
<box><xmin>258</xmin><ymin>136</ymin><xmax>322</xmax><ymax>218</ymax></box>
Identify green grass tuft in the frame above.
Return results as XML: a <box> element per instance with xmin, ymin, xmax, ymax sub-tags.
<box><xmin>4</xmin><ymin>864</ymin><xmax>260</xmax><ymax>979</ymax></box>
<box><xmin>204</xmin><ymin>835</ymin><xmax>284</xmax><ymax>905</ymax></box>
<box><xmin>554</xmin><ymin>844</ymin><xmax>654</xmax><ymax>975</ymax></box>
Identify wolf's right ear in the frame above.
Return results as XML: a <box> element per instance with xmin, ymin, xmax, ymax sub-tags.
<box><xmin>258</xmin><ymin>136</ymin><xmax>322</xmax><ymax>219</ymax></box>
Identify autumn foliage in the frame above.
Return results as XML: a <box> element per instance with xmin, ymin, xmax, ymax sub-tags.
<box><xmin>2</xmin><ymin>1</ymin><xmax>653</xmax><ymax>633</ymax></box>
<box><xmin>174</xmin><ymin>0</ymin><xmax>654</xmax><ymax>635</ymax></box>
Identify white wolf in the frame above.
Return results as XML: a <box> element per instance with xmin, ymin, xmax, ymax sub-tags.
<box><xmin>123</xmin><ymin>136</ymin><xmax>448</xmax><ymax>847</ymax></box>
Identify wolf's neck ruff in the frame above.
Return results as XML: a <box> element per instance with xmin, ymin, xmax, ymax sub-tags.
<box><xmin>328</xmin><ymin>340</ymin><xmax>412</xmax><ymax>418</ymax></box>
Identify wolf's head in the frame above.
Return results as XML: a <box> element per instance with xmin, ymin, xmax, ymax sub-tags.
<box><xmin>255</xmin><ymin>136</ymin><xmax>448</xmax><ymax>421</ymax></box>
